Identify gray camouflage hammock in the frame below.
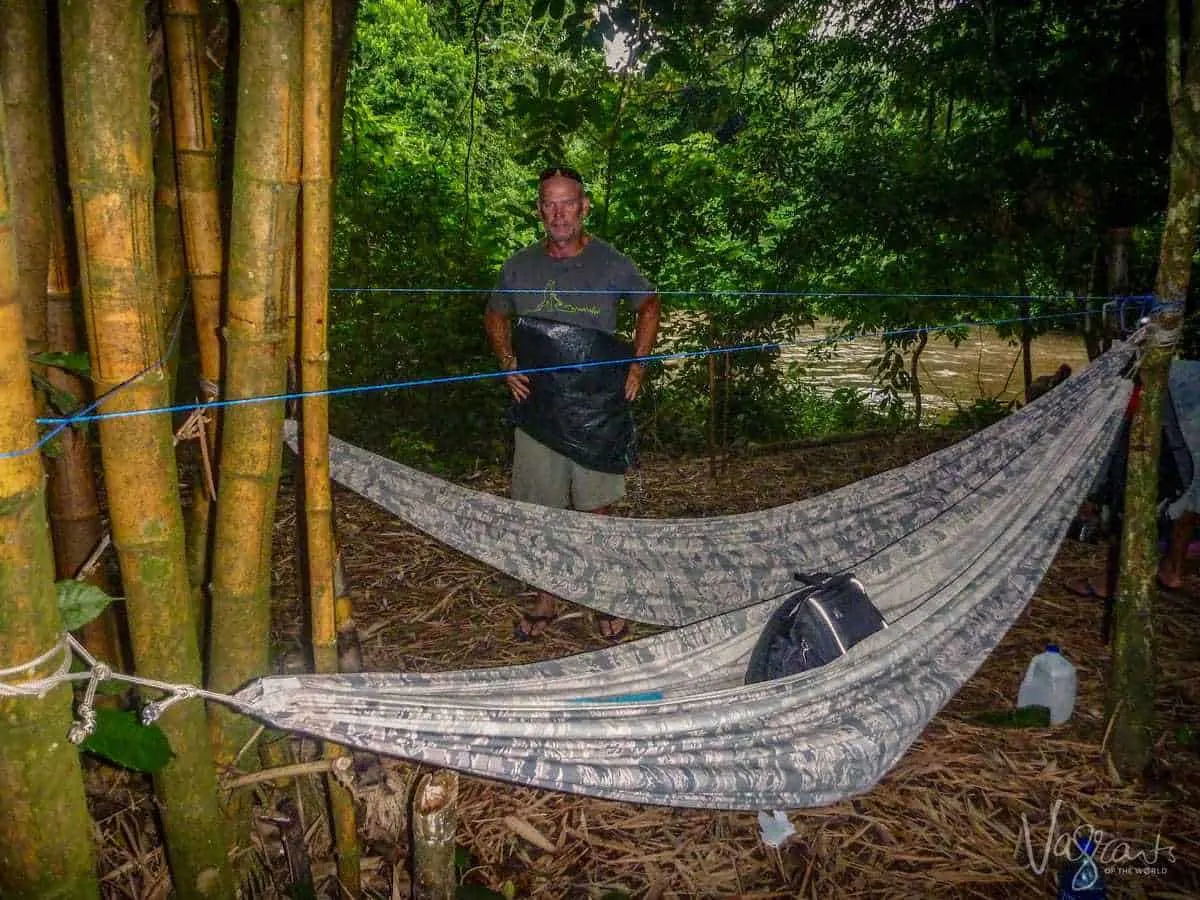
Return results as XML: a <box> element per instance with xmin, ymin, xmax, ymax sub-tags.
<box><xmin>238</xmin><ymin>345</ymin><xmax>1133</xmax><ymax>810</ymax></box>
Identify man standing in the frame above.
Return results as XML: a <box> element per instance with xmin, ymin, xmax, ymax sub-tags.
<box><xmin>484</xmin><ymin>166</ymin><xmax>660</xmax><ymax>641</ymax></box>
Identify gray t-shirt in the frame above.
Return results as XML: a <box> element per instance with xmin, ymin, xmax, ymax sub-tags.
<box><xmin>487</xmin><ymin>237</ymin><xmax>653</xmax><ymax>334</ymax></box>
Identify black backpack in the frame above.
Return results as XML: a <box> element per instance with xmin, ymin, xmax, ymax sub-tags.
<box><xmin>745</xmin><ymin>573</ymin><xmax>888</xmax><ymax>684</ymax></box>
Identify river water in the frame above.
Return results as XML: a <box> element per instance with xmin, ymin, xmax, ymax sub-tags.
<box><xmin>657</xmin><ymin>316</ymin><xmax>1089</xmax><ymax>421</ymax></box>
<box><xmin>778</xmin><ymin>322</ymin><xmax>1094</xmax><ymax>418</ymax></box>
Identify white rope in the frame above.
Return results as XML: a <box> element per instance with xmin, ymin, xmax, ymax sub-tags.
<box><xmin>0</xmin><ymin>635</ymin><xmax>74</xmax><ymax>691</ymax></box>
<box><xmin>0</xmin><ymin>633</ymin><xmax>246</xmax><ymax>744</ymax></box>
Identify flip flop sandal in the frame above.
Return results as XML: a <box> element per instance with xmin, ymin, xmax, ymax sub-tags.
<box><xmin>513</xmin><ymin>612</ymin><xmax>557</xmax><ymax>642</ymax></box>
<box><xmin>1062</xmin><ymin>578</ymin><xmax>1110</xmax><ymax>600</ymax></box>
<box><xmin>595</xmin><ymin>614</ymin><xmax>629</xmax><ymax>644</ymax></box>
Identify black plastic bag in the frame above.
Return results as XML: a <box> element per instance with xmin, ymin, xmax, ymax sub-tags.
<box><xmin>509</xmin><ymin>317</ymin><xmax>636</xmax><ymax>474</ymax></box>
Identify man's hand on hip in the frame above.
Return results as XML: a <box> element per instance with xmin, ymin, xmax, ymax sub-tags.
<box><xmin>505</xmin><ymin>365</ymin><xmax>531</xmax><ymax>402</ymax></box>
<box><xmin>624</xmin><ymin>363</ymin><xmax>646</xmax><ymax>401</ymax></box>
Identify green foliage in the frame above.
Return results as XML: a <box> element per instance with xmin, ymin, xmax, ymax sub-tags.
<box><xmin>56</xmin><ymin>580</ymin><xmax>114</xmax><ymax>632</ymax></box>
<box><xmin>79</xmin><ymin>708</ymin><xmax>174</xmax><ymax>774</ymax></box>
<box><xmin>944</xmin><ymin>397</ymin><xmax>1017</xmax><ymax>431</ymax></box>
<box><xmin>329</xmin><ymin>0</ymin><xmax>1170</xmax><ymax>470</ymax></box>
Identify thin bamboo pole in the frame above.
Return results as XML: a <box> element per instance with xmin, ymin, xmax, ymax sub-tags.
<box><xmin>58</xmin><ymin>3</ymin><xmax>233</xmax><ymax>895</ymax></box>
<box><xmin>0</xmin><ymin>0</ymin><xmax>54</xmax><ymax>365</ymax></box>
<box><xmin>302</xmin><ymin>2</ymin><xmax>360</xmax><ymax>892</ymax></box>
<box><xmin>206</xmin><ymin>0</ymin><xmax>303</xmax><ymax>772</ymax></box>
<box><xmin>154</xmin><ymin>97</ymin><xmax>188</xmax><ymax>399</ymax></box>
<box><xmin>163</xmin><ymin>0</ymin><xmax>225</xmax><ymax>597</ymax></box>
<box><xmin>0</xmin><ymin>67</ymin><xmax>102</xmax><ymax>900</ymax></box>
<box><xmin>163</xmin><ymin>0</ymin><xmax>224</xmax><ymax>402</ymax></box>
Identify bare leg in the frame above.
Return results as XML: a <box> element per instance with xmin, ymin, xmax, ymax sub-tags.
<box><xmin>587</xmin><ymin>505</ymin><xmax>629</xmax><ymax>641</ymax></box>
<box><xmin>1158</xmin><ymin>511</ymin><xmax>1196</xmax><ymax>590</ymax></box>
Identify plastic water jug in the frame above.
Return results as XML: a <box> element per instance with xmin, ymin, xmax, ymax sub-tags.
<box><xmin>1017</xmin><ymin>644</ymin><xmax>1077</xmax><ymax>726</ymax></box>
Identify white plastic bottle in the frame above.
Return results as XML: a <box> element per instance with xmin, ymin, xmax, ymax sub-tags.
<box><xmin>1017</xmin><ymin>644</ymin><xmax>1077</xmax><ymax>725</ymax></box>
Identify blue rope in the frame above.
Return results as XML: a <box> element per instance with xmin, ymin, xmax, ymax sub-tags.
<box><xmin>14</xmin><ymin>309</ymin><xmax>1082</xmax><ymax>446</ymax></box>
<box><xmin>2</xmin><ymin>303</ymin><xmax>190</xmax><ymax>462</ymax></box>
<box><xmin>5</xmin><ymin>299</ymin><xmax>1170</xmax><ymax>462</ymax></box>
<box><xmin>332</xmin><ymin>287</ymin><xmax>1157</xmax><ymax>303</ymax></box>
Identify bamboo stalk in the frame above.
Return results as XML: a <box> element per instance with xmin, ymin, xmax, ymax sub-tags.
<box><xmin>303</xmin><ymin>2</ymin><xmax>361</xmax><ymax>892</ymax></box>
<box><xmin>163</xmin><ymin>0</ymin><xmax>224</xmax><ymax>402</ymax></box>
<box><xmin>302</xmin><ymin>0</ymin><xmax>338</xmax><ymax>700</ymax></box>
<box><xmin>58</xmin><ymin>3</ymin><xmax>234</xmax><ymax>895</ymax></box>
<box><xmin>154</xmin><ymin>95</ymin><xmax>187</xmax><ymax>401</ymax></box>
<box><xmin>44</xmin><ymin>152</ymin><xmax>124</xmax><ymax>668</ymax></box>
<box><xmin>0</xmin><ymin>59</ymin><xmax>102</xmax><ymax>900</ymax></box>
<box><xmin>206</xmin><ymin>0</ymin><xmax>302</xmax><ymax>772</ymax></box>
<box><xmin>0</xmin><ymin>0</ymin><xmax>54</xmax><ymax>366</ymax></box>
<box><xmin>412</xmin><ymin>771</ymin><xmax>459</xmax><ymax>900</ymax></box>
<box><xmin>163</xmin><ymin>0</ymin><xmax>225</xmax><ymax>597</ymax></box>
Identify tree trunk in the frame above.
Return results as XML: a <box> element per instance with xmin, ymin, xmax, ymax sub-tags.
<box><xmin>206</xmin><ymin>0</ymin><xmax>302</xmax><ymax>772</ymax></box>
<box><xmin>1020</xmin><ymin>299</ymin><xmax>1033</xmax><ymax>402</ymax></box>
<box><xmin>909</xmin><ymin>330</ymin><xmax>928</xmax><ymax>425</ymax></box>
<box><xmin>0</xmin><ymin>0</ymin><xmax>54</xmax><ymax>366</ymax></box>
<box><xmin>303</xmin><ymin>0</ymin><xmax>361</xmax><ymax>892</ymax></box>
<box><xmin>0</xmin><ymin>66</ymin><xmax>102</xmax><ymax>900</ymax></box>
<box><xmin>1105</xmin><ymin>225</ymin><xmax>1132</xmax><ymax>353</ymax></box>
<box><xmin>329</xmin><ymin>0</ymin><xmax>360</xmax><ymax>177</ymax></box>
<box><xmin>58</xmin><ymin>3</ymin><xmax>234</xmax><ymax>896</ymax></box>
<box><xmin>45</xmin><ymin>166</ymin><xmax>124</xmax><ymax>667</ymax></box>
<box><xmin>1107</xmin><ymin>0</ymin><xmax>1197</xmax><ymax>777</ymax></box>
<box><xmin>163</xmin><ymin>0</ymin><xmax>226</xmax><ymax>602</ymax></box>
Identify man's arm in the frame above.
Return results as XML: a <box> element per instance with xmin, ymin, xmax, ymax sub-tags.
<box><xmin>624</xmin><ymin>293</ymin><xmax>661</xmax><ymax>401</ymax></box>
<box><xmin>484</xmin><ymin>307</ymin><xmax>529</xmax><ymax>401</ymax></box>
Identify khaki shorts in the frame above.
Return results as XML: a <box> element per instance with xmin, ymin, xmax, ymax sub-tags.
<box><xmin>511</xmin><ymin>428</ymin><xmax>625</xmax><ymax>511</ymax></box>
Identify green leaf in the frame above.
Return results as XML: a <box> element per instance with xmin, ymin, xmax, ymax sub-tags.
<box><xmin>57</xmin><ymin>580</ymin><xmax>115</xmax><ymax>631</ymax></box>
<box><xmin>31</xmin><ymin>372</ymin><xmax>83</xmax><ymax>418</ymax></box>
<box><xmin>30</xmin><ymin>350</ymin><xmax>91</xmax><ymax>377</ymax></box>
<box><xmin>79</xmin><ymin>708</ymin><xmax>174</xmax><ymax>773</ymax></box>
<box><xmin>548</xmin><ymin>0</ymin><xmax>565</xmax><ymax>22</ymax></box>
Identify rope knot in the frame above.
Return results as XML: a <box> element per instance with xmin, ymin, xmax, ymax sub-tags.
<box><xmin>93</xmin><ymin>662</ymin><xmax>111</xmax><ymax>681</ymax></box>
<box><xmin>141</xmin><ymin>701</ymin><xmax>165</xmax><ymax>725</ymax></box>
<box><xmin>68</xmin><ymin>707</ymin><xmax>96</xmax><ymax>745</ymax></box>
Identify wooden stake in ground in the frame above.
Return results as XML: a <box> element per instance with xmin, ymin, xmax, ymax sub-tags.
<box><xmin>206</xmin><ymin>0</ymin><xmax>302</xmax><ymax>771</ymax></box>
<box><xmin>1106</xmin><ymin>0</ymin><xmax>1196</xmax><ymax>777</ymax></box>
<box><xmin>0</xmin><ymin>64</ymin><xmax>102</xmax><ymax>900</ymax></box>
<box><xmin>58</xmin><ymin>3</ymin><xmax>234</xmax><ymax>896</ymax></box>
<box><xmin>413</xmin><ymin>771</ymin><xmax>460</xmax><ymax>900</ymax></box>
<box><xmin>302</xmin><ymin>0</ymin><xmax>362</xmax><ymax>892</ymax></box>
